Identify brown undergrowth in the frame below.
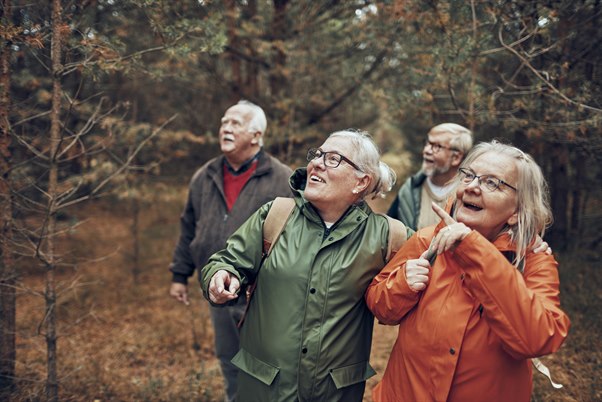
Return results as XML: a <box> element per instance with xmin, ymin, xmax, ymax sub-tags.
<box><xmin>9</xmin><ymin>183</ymin><xmax>601</xmax><ymax>401</ymax></box>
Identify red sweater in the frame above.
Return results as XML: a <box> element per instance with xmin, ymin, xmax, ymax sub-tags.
<box><xmin>223</xmin><ymin>159</ymin><xmax>258</xmax><ymax>211</ymax></box>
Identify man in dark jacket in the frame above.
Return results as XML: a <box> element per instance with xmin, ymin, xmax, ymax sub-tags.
<box><xmin>168</xmin><ymin>100</ymin><xmax>292</xmax><ymax>402</ymax></box>
<box><xmin>387</xmin><ymin>123</ymin><xmax>472</xmax><ymax>230</ymax></box>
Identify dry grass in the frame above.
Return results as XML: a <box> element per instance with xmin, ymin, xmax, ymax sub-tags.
<box><xmin>8</xmin><ymin>184</ymin><xmax>601</xmax><ymax>402</ymax></box>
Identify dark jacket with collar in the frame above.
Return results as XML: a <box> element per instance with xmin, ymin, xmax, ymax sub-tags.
<box><xmin>387</xmin><ymin>171</ymin><xmax>427</xmax><ymax>231</ymax></box>
<box><xmin>169</xmin><ymin>150</ymin><xmax>293</xmax><ymax>284</ymax></box>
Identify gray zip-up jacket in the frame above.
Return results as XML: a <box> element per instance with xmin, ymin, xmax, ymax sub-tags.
<box><xmin>169</xmin><ymin>150</ymin><xmax>293</xmax><ymax>284</ymax></box>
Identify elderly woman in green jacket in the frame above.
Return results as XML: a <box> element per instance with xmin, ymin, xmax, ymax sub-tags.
<box><xmin>201</xmin><ymin>129</ymin><xmax>409</xmax><ymax>401</ymax></box>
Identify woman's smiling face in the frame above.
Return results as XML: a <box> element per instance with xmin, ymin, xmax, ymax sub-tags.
<box><xmin>454</xmin><ymin>152</ymin><xmax>519</xmax><ymax>240</ymax></box>
<box><xmin>304</xmin><ymin>137</ymin><xmax>367</xmax><ymax>219</ymax></box>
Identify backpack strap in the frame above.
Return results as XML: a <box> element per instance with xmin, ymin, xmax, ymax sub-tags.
<box><xmin>380</xmin><ymin>214</ymin><xmax>408</xmax><ymax>262</ymax></box>
<box><xmin>238</xmin><ymin>197</ymin><xmax>295</xmax><ymax>329</ymax></box>
<box><xmin>263</xmin><ymin>197</ymin><xmax>296</xmax><ymax>258</ymax></box>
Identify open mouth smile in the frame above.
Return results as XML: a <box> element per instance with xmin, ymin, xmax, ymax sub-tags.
<box><xmin>463</xmin><ymin>200</ymin><xmax>483</xmax><ymax>211</ymax></box>
<box><xmin>310</xmin><ymin>174</ymin><xmax>325</xmax><ymax>183</ymax></box>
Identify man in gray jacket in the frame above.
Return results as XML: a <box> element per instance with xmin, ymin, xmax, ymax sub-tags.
<box><xmin>169</xmin><ymin>100</ymin><xmax>292</xmax><ymax>402</ymax></box>
<box><xmin>387</xmin><ymin>123</ymin><xmax>472</xmax><ymax>230</ymax></box>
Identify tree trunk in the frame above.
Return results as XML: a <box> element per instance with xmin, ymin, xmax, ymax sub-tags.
<box><xmin>225</xmin><ymin>0</ymin><xmax>242</xmax><ymax>98</ymax></box>
<box><xmin>548</xmin><ymin>143</ymin><xmax>569</xmax><ymax>249</ymax></box>
<box><xmin>570</xmin><ymin>147</ymin><xmax>585</xmax><ymax>237</ymax></box>
<box><xmin>467</xmin><ymin>0</ymin><xmax>478</xmax><ymax>132</ymax></box>
<box><xmin>242</xmin><ymin>0</ymin><xmax>258</xmax><ymax>96</ymax></box>
<box><xmin>131</xmin><ymin>192</ymin><xmax>140</xmax><ymax>281</ymax></box>
<box><xmin>548</xmin><ymin>9</ymin><xmax>572</xmax><ymax>250</ymax></box>
<box><xmin>0</xmin><ymin>0</ymin><xmax>16</xmax><ymax>396</ymax></box>
<box><xmin>46</xmin><ymin>0</ymin><xmax>63</xmax><ymax>400</ymax></box>
<box><xmin>269</xmin><ymin>0</ymin><xmax>289</xmax><ymax>133</ymax></box>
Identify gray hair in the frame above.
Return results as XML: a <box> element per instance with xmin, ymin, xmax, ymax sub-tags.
<box><xmin>237</xmin><ymin>100</ymin><xmax>266</xmax><ymax>147</ymax></box>
<box><xmin>453</xmin><ymin>140</ymin><xmax>553</xmax><ymax>269</ymax></box>
<box><xmin>328</xmin><ymin>129</ymin><xmax>396</xmax><ymax>200</ymax></box>
<box><xmin>429</xmin><ymin>123</ymin><xmax>473</xmax><ymax>155</ymax></box>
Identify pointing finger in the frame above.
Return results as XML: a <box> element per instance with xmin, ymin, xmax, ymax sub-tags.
<box><xmin>431</xmin><ymin>202</ymin><xmax>456</xmax><ymax>226</ymax></box>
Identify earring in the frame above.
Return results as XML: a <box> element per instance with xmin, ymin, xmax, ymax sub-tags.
<box><xmin>352</xmin><ymin>189</ymin><xmax>358</xmax><ymax>194</ymax></box>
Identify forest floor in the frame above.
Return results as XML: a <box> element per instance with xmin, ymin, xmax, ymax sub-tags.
<box><xmin>9</xmin><ymin>183</ymin><xmax>601</xmax><ymax>402</ymax></box>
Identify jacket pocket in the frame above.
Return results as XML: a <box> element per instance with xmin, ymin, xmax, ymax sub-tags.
<box><xmin>328</xmin><ymin>361</ymin><xmax>376</xmax><ymax>389</ymax></box>
<box><xmin>231</xmin><ymin>348</ymin><xmax>280</xmax><ymax>386</ymax></box>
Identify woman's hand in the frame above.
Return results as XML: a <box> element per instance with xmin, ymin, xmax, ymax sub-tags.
<box><xmin>208</xmin><ymin>270</ymin><xmax>240</xmax><ymax>304</ymax></box>
<box><xmin>429</xmin><ymin>202</ymin><xmax>471</xmax><ymax>256</ymax></box>
<box><xmin>405</xmin><ymin>249</ymin><xmax>432</xmax><ymax>291</ymax></box>
<box><xmin>532</xmin><ymin>235</ymin><xmax>553</xmax><ymax>255</ymax></box>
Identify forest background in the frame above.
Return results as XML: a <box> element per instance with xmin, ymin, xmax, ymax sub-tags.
<box><xmin>0</xmin><ymin>1</ymin><xmax>600</xmax><ymax>401</ymax></box>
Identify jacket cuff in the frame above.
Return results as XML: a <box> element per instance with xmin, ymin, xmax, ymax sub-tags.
<box><xmin>172</xmin><ymin>273</ymin><xmax>189</xmax><ymax>284</ymax></box>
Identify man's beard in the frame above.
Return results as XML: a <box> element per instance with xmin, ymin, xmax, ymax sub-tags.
<box><xmin>423</xmin><ymin>161</ymin><xmax>451</xmax><ymax>178</ymax></box>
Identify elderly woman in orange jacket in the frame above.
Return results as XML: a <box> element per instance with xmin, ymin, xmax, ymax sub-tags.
<box><xmin>366</xmin><ymin>140</ymin><xmax>570</xmax><ymax>402</ymax></box>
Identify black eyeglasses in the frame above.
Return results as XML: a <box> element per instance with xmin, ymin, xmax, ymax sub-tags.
<box><xmin>424</xmin><ymin>140</ymin><xmax>458</xmax><ymax>153</ymax></box>
<box><xmin>307</xmin><ymin>148</ymin><xmax>363</xmax><ymax>172</ymax></box>
<box><xmin>458</xmin><ymin>168</ymin><xmax>517</xmax><ymax>192</ymax></box>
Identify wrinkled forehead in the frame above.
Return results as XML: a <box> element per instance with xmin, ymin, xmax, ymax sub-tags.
<box><xmin>223</xmin><ymin>105</ymin><xmax>252</xmax><ymax>122</ymax></box>
<box><xmin>427</xmin><ymin>129</ymin><xmax>455</xmax><ymax>144</ymax></box>
<box><xmin>319</xmin><ymin>136</ymin><xmax>355</xmax><ymax>158</ymax></box>
<box><xmin>470</xmin><ymin>152</ymin><xmax>518</xmax><ymax>179</ymax></box>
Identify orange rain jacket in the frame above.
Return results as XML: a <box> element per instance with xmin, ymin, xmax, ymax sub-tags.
<box><xmin>365</xmin><ymin>222</ymin><xmax>570</xmax><ymax>402</ymax></box>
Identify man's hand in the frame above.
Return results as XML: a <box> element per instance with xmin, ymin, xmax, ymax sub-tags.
<box><xmin>170</xmin><ymin>282</ymin><xmax>190</xmax><ymax>306</ymax></box>
<box><xmin>208</xmin><ymin>270</ymin><xmax>241</xmax><ymax>304</ymax></box>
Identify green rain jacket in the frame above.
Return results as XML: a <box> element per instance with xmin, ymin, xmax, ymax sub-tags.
<box><xmin>201</xmin><ymin>168</ymin><xmax>407</xmax><ymax>402</ymax></box>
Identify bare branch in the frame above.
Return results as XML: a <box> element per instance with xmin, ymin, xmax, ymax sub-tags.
<box><xmin>61</xmin><ymin>41</ymin><xmax>182</xmax><ymax>76</ymax></box>
<box><xmin>12</xmin><ymin>132</ymin><xmax>48</xmax><ymax>161</ymax></box>
<box><xmin>57</xmin><ymin>114</ymin><xmax>178</xmax><ymax>210</ymax></box>
<box><xmin>57</xmin><ymin>97</ymin><xmax>119</xmax><ymax>160</ymax></box>
<box><xmin>13</xmin><ymin>110</ymin><xmax>52</xmax><ymax>128</ymax></box>
<box><xmin>498</xmin><ymin>24</ymin><xmax>602</xmax><ymax>113</ymax></box>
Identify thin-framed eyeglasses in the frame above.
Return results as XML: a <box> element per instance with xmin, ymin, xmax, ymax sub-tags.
<box><xmin>424</xmin><ymin>139</ymin><xmax>458</xmax><ymax>153</ymax></box>
<box><xmin>458</xmin><ymin>168</ymin><xmax>517</xmax><ymax>192</ymax></box>
<box><xmin>307</xmin><ymin>148</ymin><xmax>363</xmax><ymax>172</ymax></box>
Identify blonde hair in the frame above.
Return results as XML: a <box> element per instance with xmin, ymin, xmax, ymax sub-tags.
<box><xmin>453</xmin><ymin>140</ymin><xmax>553</xmax><ymax>269</ymax></box>
<box><xmin>329</xmin><ymin>129</ymin><xmax>396</xmax><ymax>200</ymax></box>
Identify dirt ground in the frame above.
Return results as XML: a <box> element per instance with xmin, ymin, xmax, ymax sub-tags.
<box><xmin>10</xmin><ymin>191</ymin><xmax>601</xmax><ymax>401</ymax></box>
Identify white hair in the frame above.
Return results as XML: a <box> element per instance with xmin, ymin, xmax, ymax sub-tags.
<box><xmin>429</xmin><ymin>123</ymin><xmax>473</xmax><ymax>154</ymax></box>
<box><xmin>237</xmin><ymin>100</ymin><xmax>266</xmax><ymax>147</ymax></box>
<box><xmin>328</xmin><ymin>129</ymin><xmax>396</xmax><ymax>200</ymax></box>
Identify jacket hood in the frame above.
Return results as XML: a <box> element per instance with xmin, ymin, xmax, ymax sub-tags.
<box><xmin>289</xmin><ymin>167</ymin><xmax>308</xmax><ymax>194</ymax></box>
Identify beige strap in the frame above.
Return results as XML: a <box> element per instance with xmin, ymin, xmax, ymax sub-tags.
<box><xmin>380</xmin><ymin>214</ymin><xmax>408</xmax><ymax>262</ymax></box>
<box><xmin>238</xmin><ymin>197</ymin><xmax>294</xmax><ymax>329</ymax></box>
<box><xmin>263</xmin><ymin>197</ymin><xmax>296</xmax><ymax>257</ymax></box>
<box><xmin>532</xmin><ymin>357</ymin><xmax>564</xmax><ymax>389</ymax></box>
